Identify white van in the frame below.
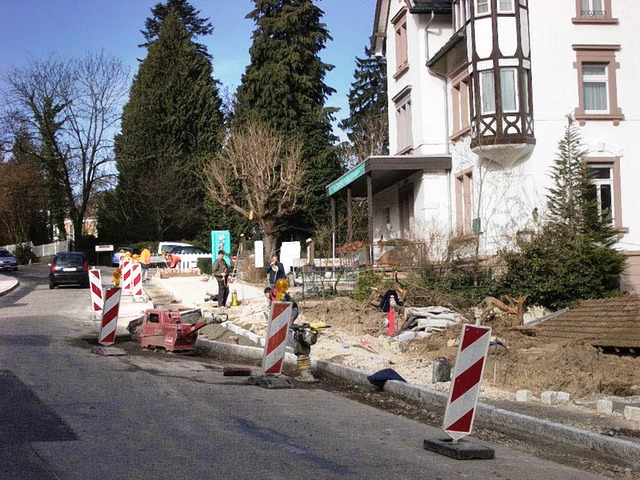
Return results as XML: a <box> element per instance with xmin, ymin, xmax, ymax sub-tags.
<box><xmin>157</xmin><ymin>242</ymin><xmax>193</xmax><ymax>255</ymax></box>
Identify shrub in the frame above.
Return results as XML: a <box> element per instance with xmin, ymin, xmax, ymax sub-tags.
<box><xmin>353</xmin><ymin>269</ymin><xmax>382</xmax><ymax>301</ymax></box>
<box><xmin>497</xmin><ymin>228</ymin><xmax>625</xmax><ymax>310</ymax></box>
<box><xmin>197</xmin><ymin>257</ymin><xmax>212</xmax><ymax>275</ymax></box>
<box><xmin>13</xmin><ymin>244</ymin><xmax>36</xmax><ymax>265</ymax></box>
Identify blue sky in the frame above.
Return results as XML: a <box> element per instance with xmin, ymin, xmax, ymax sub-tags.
<box><xmin>0</xmin><ymin>0</ymin><xmax>376</xmax><ymax>138</ymax></box>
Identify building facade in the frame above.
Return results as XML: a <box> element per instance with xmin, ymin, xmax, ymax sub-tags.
<box><xmin>327</xmin><ymin>0</ymin><xmax>640</xmax><ymax>293</ymax></box>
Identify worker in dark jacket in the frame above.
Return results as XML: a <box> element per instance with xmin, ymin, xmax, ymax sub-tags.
<box><xmin>212</xmin><ymin>251</ymin><xmax>229</xmax><ymax>308</ymax></box>
<box><xmin>266</xmin><ymin>255</ymin><xmax>286</xmax><ymax>288</ymax></box>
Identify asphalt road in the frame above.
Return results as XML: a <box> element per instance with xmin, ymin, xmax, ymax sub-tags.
<box><xmin>0</xmin><ymin>265</ymin><xmax>608</xmax><ymax>479</ymax></box>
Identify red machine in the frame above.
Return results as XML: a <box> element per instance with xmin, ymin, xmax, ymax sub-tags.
<box><xmin>130</xmin><ymin>309</ymin><xmax>227</xmax><ymax>352</ymax></box>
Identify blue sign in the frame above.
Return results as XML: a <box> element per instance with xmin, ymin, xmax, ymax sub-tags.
<box><xmin>211</xmin><ymin>230</ymin><xmax>231</xmax><ymax>264</ymax></box>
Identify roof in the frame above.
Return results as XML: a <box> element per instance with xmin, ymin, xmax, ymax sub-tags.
<box><xmin>326</xmin><ymin>155</ymin><xmax>451</xmax><ymax>198</ymax></box>
<box><xmin>537</xmin><ymin>296</ymin><xmax>640</xmax><ymax>349</ymax></box>
<box><xmin>409</xmin><ymin>0</ymin><xmax>453</xmax><ymax>13</ymax></box>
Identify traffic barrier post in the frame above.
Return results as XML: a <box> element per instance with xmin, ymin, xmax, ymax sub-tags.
<box><xmin>99</xmin><ymin>288</ymin><xmax>122</xmax><ymax>346</ymax></box>
<box><xmin>88</xmin><ymin>269</ymin><xmax>103</xmax><ymax>317</ymax></box>
<box><xmin>423</xmin><ymin>324</ymin><xmax>495</xmax><ymax>460</ymax></box>
<box><xmin>261</xmin><ymin>301</ymin><xmax>292</xmax><ymax>375</ymax></box>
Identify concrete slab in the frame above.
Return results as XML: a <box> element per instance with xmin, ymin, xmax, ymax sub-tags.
<box><xmin>423</xmin><ymin>437</ymin><xmax>495</xmax><ymax>460</ymax></box>
<box><xmin>516</xmin><ymin>390</ymin><xmax>532</xmax><ymax>402</ymax></box>
<box><xmin>597</xmin><ymin>399</ymin><xmax>614</xmax><ymax>414</ymax></box>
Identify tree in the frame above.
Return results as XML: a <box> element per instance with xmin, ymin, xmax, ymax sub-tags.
<box><xmin>339</xmin><ymin>46</ymin><xmax>388</xmax><ymax>167</ymax></box>
<box><xmin>4</xmin><ymin>52</ymin><xmax>130</xmax><ymax>247</ymax></box>
<box><xmin>497</xmin><ymin>116</ymin><xmax>625</xmax><ymax>309</ymax></box>
<box><xmin>234</xmin><ymin>0</ymin><xmax>342</xmax><ymax>240</ymax></box>
<box><xmin>0</xmin><ymin>128</ymin><xmax>48</xmax><ymax>244</ymax></box>
<box><xmin>203</xmin><ymin>120</ymin><xmax>305</xmax><ymax>259</ymax></box>
<box><xmin>140</xmin><ymin>0</ymin><xmax>214</xmax><ymax>57</ymax></box>
<box><xmin>110</xmin><ymin>5</ymin><xmax>223</xmax><ymax>242</ymax></box>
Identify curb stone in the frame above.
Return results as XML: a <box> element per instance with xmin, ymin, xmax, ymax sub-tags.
<box><xmin>195</xmin><ymin>337</ymin><xmax>640</xmax><ymax>467</ymax></box>
<box><xmin>0</xmin><ymin>278</ymin><xmax>19</xmax><ymax>297</ymax></box>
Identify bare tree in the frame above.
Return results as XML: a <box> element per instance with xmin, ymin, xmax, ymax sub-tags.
<box><xmin>203</xmin><ymin>120</ymin><xmax>306</xmax><ymax>260</ymax></box>
<box><xmin>3</xmin><ymin>51</ymin><xmax>129</xmax><ymax>246</ymax></box>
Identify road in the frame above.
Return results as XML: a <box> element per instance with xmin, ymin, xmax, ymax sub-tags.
<box><xmin>0</xmin><ymin>265</ymin><xmax>608</xmax><ymax>480</ymax></box>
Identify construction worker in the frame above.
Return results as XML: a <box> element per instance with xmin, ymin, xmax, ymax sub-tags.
<box><xmin>167</xmin><ymin>253</ymin><xmax>181</xmax><ymax>269</ymax></box>
<box><xmin>212</xmin><ymin>251</ymin><xmax>229</xmax><ymax>308</ymax></box>
<box><xmin>140</xmin><ymin>246</ymin><xmax>152</xmax><ymax>282</ymax></box>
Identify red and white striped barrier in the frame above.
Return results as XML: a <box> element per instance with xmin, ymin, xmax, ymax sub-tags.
<box><xmin>261</xmin><ymin>302</ymin><xmax>292</xmax><ymax>375</ymax></box>
<box><xmin>131</xmin><ymin>263</ymin><xmax>143</xmax><ymax>299</ymax></box>
<box><xmin>442</xmin><ymin>324</ymin><xmax>491</xmax><ymax>441</ymax></box>
<box><xmin>88</xmin><ymin>269</ymin><xmax>103</xmax><ymax>316</ymax></box>
<box><xmin>99</xmin><ymin>288</ymin><xmax>122</xmax><ymax>346</ymax></box>
<box><xmin>121</xmin><ymin>259</ymin><xmax>132</xmax><ymax>294</ymax></box>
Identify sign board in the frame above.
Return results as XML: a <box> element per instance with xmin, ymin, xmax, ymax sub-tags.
<box><xmin>442</xmin><ymin>324</ymin><xmax>491</xmax><ymax>442</ymax></box>
<box><xmin>326</xmin><ymin>162</ymin><xmax>366</xmax><ymax>196</ymax></box>
<box><xmin>95</xmin><ymin>245</ymin><xmax>114</xmax><ymax>252</ymax></box>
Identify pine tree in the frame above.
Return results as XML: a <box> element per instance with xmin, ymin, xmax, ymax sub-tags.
<box><xmin>546</xmin><ymin>116</ymin><xmax>615</xmax><ymax>245</ymax></box>
<box><xmin>112</xmin><ymin>5</ymin><xmax>223</xmax><ymax>242</ymax></box>
<box><xmin>140</xmin><ymin>0</ymin><xmax>213</xmax><ymax>57</ymax></box>
<box><xmin>498</xmin><ymin>116</ymin><xmax>625</xmax><ymax>309</ymax></box>
<box><xmin>234</xmin><ymin>0</ymin><xmax>342</xmax><ymax>240</ymax></box>
<box><xmin>339</xmin><ymin>46</ymin><xmax>388</xmax><ymax>165</ymax></box>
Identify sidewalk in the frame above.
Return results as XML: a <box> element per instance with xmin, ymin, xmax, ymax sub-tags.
<box><xmin>0</xmin><ymin>274</ymin><xmax>19</xmax><ymax>296</ymax></box>
<box><xmin>152</xmin><ymin>273</ymin><xmax>266</xmax><ymax>309</ymax></box>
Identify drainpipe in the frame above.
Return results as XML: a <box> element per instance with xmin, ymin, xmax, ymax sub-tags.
<box><xmin>425</xmin><ymin>12</ymin><xmax>453</xmax><ymax>236</ymax></box>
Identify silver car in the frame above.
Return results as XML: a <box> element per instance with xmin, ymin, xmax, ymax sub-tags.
<box><xmin>0</xmin><ymin>249</ymin><xmax>18</xmax><ymax>271</ymax></box>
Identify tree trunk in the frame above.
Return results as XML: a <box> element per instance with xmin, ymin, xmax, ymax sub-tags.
<box><xmin>262</xmin><ymin>219</ymin><xmax>277</xmax><ymax>263</ymax></box>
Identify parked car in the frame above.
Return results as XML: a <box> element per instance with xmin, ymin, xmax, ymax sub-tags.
<box><xmin>0</xmin><ymin>249</ymin><xmax>18</xmax><ymax>271</ymax></box>
<box><xmin>111</xmin><ymin>247</ymin><xmax>134</xmax><ymax>266</ymax></box>
<box><xmin>49</xmin><ymin>252</ymin><xmax>89</xmax><ymax>289</ymax></box>
<box><xmin>169</xmin><ymin>246</ymin><xmax>208</xmax><ymax>255</ymax></box>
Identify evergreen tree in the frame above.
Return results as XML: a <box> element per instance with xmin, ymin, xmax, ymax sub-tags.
<box><xmin>497</xmin><ymin>116</ymin><xmax>625</xmax><ymax>309</ymax></box>
<box><xmin>234</xmin><ymin>0</ymin><xmax>342</xmax><ymax>240</ymax></box>
<box><xmin>339</xmin><ymin>46</ymin><xmax>388</xmax><ymax>166</ymax></box>
<box><xmin>140</xmin><ymin>0</ymin><xmax>213</xmax><ymax>57</ymax></box>
<box><xmin>111</xmin><ymin>5</ymin><xmax>223</xmax><ymax>242</ymax></box>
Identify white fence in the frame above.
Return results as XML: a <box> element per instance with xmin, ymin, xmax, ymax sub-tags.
<box><xmin>1</xmin><ymin>240</ymin><xmax>70</xmax><ymax>258</ymax></box>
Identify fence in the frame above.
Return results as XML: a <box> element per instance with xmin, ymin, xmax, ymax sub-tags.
<box><xmin>295</xmin><ymin>266</ymin><xmax>360</xmax><ymax>298</ymax></box>
<box><xmin>1</xmin><ymin>240</ymin><xmax>70</xmax><ymax>258</ymax></box>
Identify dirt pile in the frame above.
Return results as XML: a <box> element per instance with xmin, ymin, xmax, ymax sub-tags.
<box><xmin>279</xmin><ymin>296</ymin><xmax>640</xmax><ymax>401</ymax></box>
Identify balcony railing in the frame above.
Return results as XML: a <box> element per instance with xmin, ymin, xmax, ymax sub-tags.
<box><xmin>580</xmin><ymin>9</ymin><xmax>605</xmax><ymax>18</ymax></box>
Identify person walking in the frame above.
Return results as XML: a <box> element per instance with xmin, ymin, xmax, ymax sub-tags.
<box><xmin>212</xmin><ymin>251</ymin><xmax>229</xmax><ymax>308</ymax></box>
<box><xmin>266</xmin><ymin>254</ymin><xmax>285</xmax><ymax>289</ymax></box>
<box><xmin>140</xmin><ymin>246</ymin><xmax>152</xmax><ymax>282</ymax></box>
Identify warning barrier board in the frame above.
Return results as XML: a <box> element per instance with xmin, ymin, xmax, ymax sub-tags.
<box><xmin>442</xmin><ymin>324</ymin><xmax>491</xmax><ymax>441</ymax></box>
<box><xmin>261</xmin><ymin>302</ymin><xmax>292</xmax><ymax>375</ymax></box>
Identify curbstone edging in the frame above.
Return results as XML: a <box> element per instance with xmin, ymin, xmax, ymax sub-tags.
<box><xmin>194</xmin><ymin>335</ymin><xmax>640</xmax><ymax>467</ymax></box>
<box><xmin>0</xmin><ymin>278</ymin><xmax>19</xmax><ymax>297</ymax></box>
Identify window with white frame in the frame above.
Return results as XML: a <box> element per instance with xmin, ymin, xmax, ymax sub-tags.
<box><xmin>480</xmin><ymin>70</ymin><xmax>495</xmax><ymax>114</ymax></box>
<box><xmin>395</xmin><ymin>93</ymin><xmax>413</xmax><ymax>153</ymax></box>
<box><xmin>582</xmin><ymin>64</ymin><xmax>608</xmax><ymax>112</ymax></box>
<box><xmin>573</xmin><ymin>0</ymin><xmax>616</xmax><ymax>24</ymax></box>
<box><xmin>498</xmin><ymin>0</ymin><xmax>515</xmax><ymax>13</ymax></box>
<box><xmin>587</xmin><ymin>163</ymin><xmax>614</xmax><ymax>222</ymax></box>
<box><xmin>453</xmin><ymin>0</ymin><xmax>471</xmax><ymax>29</ymax></box>
<box><xmin>476</xmin><ymin>0</ymin><xmax>490</xmax><ymax>15</ymax></box>
<box><xmin>500</xmin><ymin>68</ymin><xmax>518</xmax><ymax>112</ymax></box>
<box><xmin>580</xmin><ymin>0</ymin><xmax>605</xmax><ymax>18</ymax></box>
<box><xmin>573</xmin><ymin>45</ymin><xmax>623</xmax><ymax>124</ymax></box>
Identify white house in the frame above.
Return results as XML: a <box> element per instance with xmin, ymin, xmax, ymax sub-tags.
<box><xmin>326</xmin><ymin>0</ymin><xmax>640</xmax><ymax>293</ymax></box>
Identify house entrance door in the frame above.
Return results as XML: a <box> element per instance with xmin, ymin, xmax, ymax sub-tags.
<box><xmin>399</xmin><ymin>185</ymin><xmax>414</xmax><ymax>239</ymax></box>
